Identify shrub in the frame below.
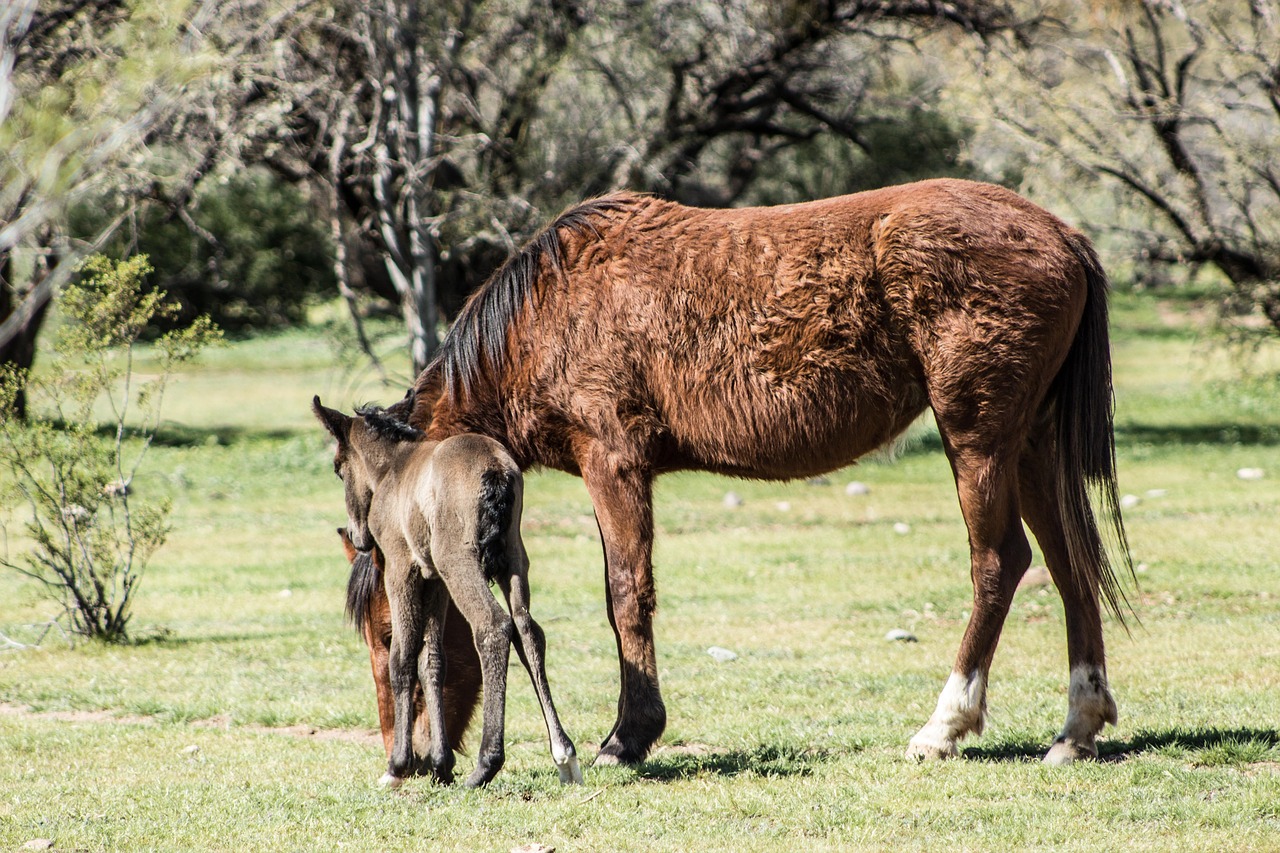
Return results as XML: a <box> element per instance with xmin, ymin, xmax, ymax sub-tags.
<box><xmin>0</xmin><ymin>255</ymin><xmax>220</xmax><ymax>643</ymax></box>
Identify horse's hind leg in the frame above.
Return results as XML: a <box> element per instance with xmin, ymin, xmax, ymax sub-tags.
<box><xmin>442</xmin><ymin>563</ymin><xmax>514</xmax><ymax>788</ymax></box>
<box><xmin>907</xmin><ymin>438</ymin><xmax>1032</xmax><ymax>760</ymax></box>
<box><xmin>498</xmin><ymin>543</ymin><xmax>583</xmax><ymax>784</ymax></box>
<box><xmin>1018</xmin><ymin>443</ymin><xmax>1117</xmax><ymax>764</ymax></box>
<box><xmin>385</xmin><ymin>566</ymin><xmax>427</xmax><ymax>787</ymax></box>
<box><xmin>417</xmin><ymin>580</ymin><xmax>456</xmax><ymax>784</ymax></box>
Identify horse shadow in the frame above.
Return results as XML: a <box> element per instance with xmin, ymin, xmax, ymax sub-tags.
<box><xmin>962</xmin><ymin>727</ymin><xmax>1280</xmax><ymax>763</ymax></box>
<box><xmin>633</xmin><ymin>742</ymin><xmax>838</xmax><ymax>781</ymax></box>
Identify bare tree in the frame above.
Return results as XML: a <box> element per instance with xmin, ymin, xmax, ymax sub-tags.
<box><xmin>980</xmin><ymin>1</ymin><xmax>1280</xmax><ymax>331</ymax></box>
<box><xmin>0</xmin><ymin>0</ymin><xmax>213</xmax><ymax>416</ymax></box>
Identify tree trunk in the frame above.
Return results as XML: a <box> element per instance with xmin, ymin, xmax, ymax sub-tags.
<box><xmin>0</xmin><ymin>249</ymin><xmax>53</xmax><ymax>421</ymax></box>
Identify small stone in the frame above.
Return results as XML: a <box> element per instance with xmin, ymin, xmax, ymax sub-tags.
<box><xmin>278</xmin><ymin>589</ymin><xmax>293</xmax><ymax>598</ymax></box>
<box><xmin>511</xmin><ymin>845</ymin><xmax>556</xmax><ymax>853</ymax></box>
<box><xmin>1119</xmin><ymin>494</ymin><xmax>1141</xmax><ymax>509</ymax></box>
<box><xmin>706</xmin><ymin>646</ymin><xmax>738</xmax><ymax>662</ymax></box>
<box><xmin>806</xmin><ymin>476</ymin><xmax>831</xmax><ymax>486</ymax></box>
<box><xmin>1145</xmin><ymin>489</ymin><xmax>1167</xmax><ymax>498</ymax></box>
<box><xmin>775</xmin><ymin>501</ymin><xmax>791</xmax><ymax>512</ymax></box>
<box><xmin>845</xmin><ymin>481</ymin><xmax>870</xmax><ymax>496</ymax></box>
<box><xmin>885</xmin><ymin>629</ymin><xmax>918</xmax><ymax>643</ymax></box>
<box><xmin>723</xmin><ymin>491</ymin><xmax>743</xmax><ymax>508</ymax></box>
<box><xmin>1237</xmin><ymin>467</ymin><xmax>1265</xmax><ymax>481</ymax></box>
<box><xmin>22</xmin><ymin>841</ymin><xmax>53</xmax><ymax>851</ymax></box>
<box><xmin>893</xmin><ymin>522</ymin><xmax>911</xmax><ymax>535</ymax></box>
<box><xmin>1019</xmin><ymin>566</ymin><xmax>1052</xmax><ymax>589</ymax></box>
<box><xmin>181</xmin><ymin>744</ymin><xmax>200</xmax><ymax>756</ymax></box>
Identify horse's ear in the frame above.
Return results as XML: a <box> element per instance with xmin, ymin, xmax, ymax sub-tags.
<box><xmin>384</xmin><ymin>387</ymin><xmax>415</xmax><ymax>423</ymax></box>
<box><xmin>312</xmin><ymin>396</ymin><xmax>351</xmax><ymax>442</ymax></box>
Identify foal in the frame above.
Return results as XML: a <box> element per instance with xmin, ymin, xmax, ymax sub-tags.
<box><xmin>315</xmin><ymin>397</ymin><xmax>583</xmax><ymax>788</ymax></box>
<box><xmin>336</xmin><ymin>528</ymin><xmax>481</xmax><ymax>766</ymax></box>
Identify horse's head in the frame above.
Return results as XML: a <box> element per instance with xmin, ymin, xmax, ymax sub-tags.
<box><xmin>314</xmin><ymin>395</ymin><xmax>426</xmax><ymax>551</ymax></box>
<box><xmin>313</xmin><ymin>396</ymin><xmax>378</xmax><ymax>551</ymax></box>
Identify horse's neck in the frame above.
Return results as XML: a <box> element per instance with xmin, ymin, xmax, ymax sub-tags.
<box><xmin>363</xmin><ymin>439</ymin><xmax>422</xmax><ymax>485</ymax></box>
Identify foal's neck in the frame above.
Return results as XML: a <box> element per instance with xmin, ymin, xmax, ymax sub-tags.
<box><xmin>362</xmin><ymin>437</ymin><xmax>424</xmax><ymax>484</ymax></box>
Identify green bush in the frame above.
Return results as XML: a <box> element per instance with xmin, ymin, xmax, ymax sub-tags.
<box><xmin>71</xmin><ymin>169</ymin><xmax>334</xmax><ymax>336</ymax></box>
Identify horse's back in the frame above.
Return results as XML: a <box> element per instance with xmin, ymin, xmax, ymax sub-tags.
<box><xmin>553</xmin><ymin>182</ymin><xmax>1081</xmax><ymax>475</ymax></box>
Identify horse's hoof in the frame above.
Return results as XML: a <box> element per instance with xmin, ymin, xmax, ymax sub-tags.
<box><xmin>1043</xmin><ymin>738</ymin><xmax>1097</xmax><ymax>766</ymax></box>
<box><xmin>905</xmin><ymin>734</ymin><xmax>958</xmax><ymax>762</ymax></box>
<box><xmin>594</xmin><ymin>736</ymin><xmax>648</xmax><ymax>767</ymax></box>
<box><xmin>379</xmin><ymin>772</ymin><xmax>405</xmax><ymax>789</ymax></box>
<box><xmin>462</xmin><ymin>771</ymin><xmax>491</xmax><ymax>789</ymax></box>
<box><xmin>557</xmin><ymin>755</ymin><xmax>584</xmax><ymax>785</ymax></box>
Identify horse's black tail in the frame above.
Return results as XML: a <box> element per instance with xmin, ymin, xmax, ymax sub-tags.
<box><xmin>340</xmin><ymin>528</ymin><xmax>381</xmax><ymax>641</ymax></box>
<box><xmin>1049</xmin><ymin>232</ymin><xmax>1135</xmax><ymax>624</ymax></box>
<box><xmin>477</xmin><ymin>469</ymin><xmax>518</xmax><ymax>582</ymax></box>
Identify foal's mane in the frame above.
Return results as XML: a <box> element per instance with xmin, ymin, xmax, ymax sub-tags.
<box><xmin>355</xmin><ymin>404</ymin><xmax>424</xmax><ymax>443</ymax></box>
<box><xmin>423</xmin><ymin>193</ymin><xmax>646</xmax><ymax>403</ymax></box>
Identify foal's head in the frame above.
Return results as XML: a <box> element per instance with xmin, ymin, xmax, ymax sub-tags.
<box><xmin>313</xmin><ymin>395</ymin><xmax>424</xmax><ymax>551</ymax></box>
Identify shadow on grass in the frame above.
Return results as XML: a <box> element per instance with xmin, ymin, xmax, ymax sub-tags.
<box><xmin>962</xmin><ymin>727</ymin><xmax>1280</xmax><ymax>763</ymax></box>
<box><xmin>1116</xmin><ymin>422</ymin><xmax>1280</xmax><ymax>447</ymax></box>
<box><xmin>888</xmin><ymin>420</ymin><xmax>1280</xmax><ymax>460</ymax></box>
<box><xmin>69</xmin><ymin>419</ymin><xmax>301</xmax><ymax>448</ymax></box>
<box><xmin>637</xmin><ymin>742</ymin><xmax>836</xmax><ymax>780</ymax></box>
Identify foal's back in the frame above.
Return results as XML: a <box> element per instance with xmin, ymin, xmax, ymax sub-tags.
<box><xmin>378</xmin><ymin>434</ymin><xmax>523</xmax><ymax>576</ymax></box>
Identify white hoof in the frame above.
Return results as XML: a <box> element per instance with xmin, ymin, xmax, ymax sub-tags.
<box><xmin>379</xmin><ymin>772</ymin><xmax>405</xmax><ymax>789</ymax></box>
<box><xmin>557</xmin><ymin>755</ymin><xmax>584</xmax><ymax>785</ymax></box>
<box><xmin>905</xmin><ymin>732</ymin><xmax>958</xmax><ymax>762</ymax></box>
<box><xmin>1043</xmin><ymin>738</ymin><xmax>1098</xmax><ymax>766</ymax></box>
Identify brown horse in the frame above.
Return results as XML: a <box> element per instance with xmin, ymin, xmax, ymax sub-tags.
<box><xmin>316</xmin><ymin>398</ymin><xmax>584</xmax><ymax>787</ymax></box>
<box><xmin>407</xmin><ymin>178</ymin><xmax>1132</xmax><ymax>766</ymax></box>
<box><xmin>336</xmin><ymin>528</ymin><xmax>481</xmax><ymax>766</ymax></box>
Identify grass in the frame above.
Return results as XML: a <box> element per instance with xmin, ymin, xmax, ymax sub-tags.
<box><xmin>2</xmin><ymin>292</ymin><xmax>1279</xmax><ymax>851</ymax></box>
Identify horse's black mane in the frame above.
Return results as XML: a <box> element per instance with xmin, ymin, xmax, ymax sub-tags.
<box><xmin>345</xmin><ymin>544</ymin><xmax>379</xmax><ymax>639</ymax></box>
<box><xmin>356</xmin><ymin>403</ymin><xmax>424</xmax><ymax>442</ymax></box>
<box><xmin>425</xmin><ymin>193</ymin><xmax>645</xmax><ymax>400</ymax></box>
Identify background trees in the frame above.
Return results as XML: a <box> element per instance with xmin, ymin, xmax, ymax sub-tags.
<box><xmin>4</xmin><ymin>0</ymin><xmax>1278</xmax><ymax>382</ymax></box>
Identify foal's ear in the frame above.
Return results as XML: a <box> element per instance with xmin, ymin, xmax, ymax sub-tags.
<box><xmin>312</xmin><ymin>396</ymin><xmax>352</xmax><ymax>442</ymax></box>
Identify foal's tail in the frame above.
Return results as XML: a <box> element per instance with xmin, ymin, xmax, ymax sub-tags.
<box><xmin>477</xmin><ymin>469</ymin><xmax>519</xmax><ymax>582</ymax></box>
<box><xmin>1048</xmin><ymin>232</ymin><xmax>1135</xmax><ymax>623</ymax></box>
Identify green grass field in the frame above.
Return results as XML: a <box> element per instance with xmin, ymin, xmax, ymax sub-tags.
<box><xmin>2</xmin><ymin>294</ymin><xmax>1279</xmax><ymax>851</ymax></box>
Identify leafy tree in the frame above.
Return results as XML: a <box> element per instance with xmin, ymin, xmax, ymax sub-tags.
<box><xmin>71</xmin><ymin>169</ymin><xmax>335</xmax><ymax>335</ymax></box>
<box><xmin>0</xmin><ymin>256</ymin><xmax>220</xmax><ymax>643</ymax></box>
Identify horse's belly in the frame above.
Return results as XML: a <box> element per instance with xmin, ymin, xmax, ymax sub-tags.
<box><xmin>659</xmin><ymin>372</ymin><xmax>929</xmax><ymax>479</ymax></box>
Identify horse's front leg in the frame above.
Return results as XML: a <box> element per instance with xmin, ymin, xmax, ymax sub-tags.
<box><xmin>579</xmin><ymin>447</ymin><xmax>664</xmax><ymax>766</ymax></box>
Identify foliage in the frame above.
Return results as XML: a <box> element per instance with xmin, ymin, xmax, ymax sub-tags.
<box><xmin>0</xmin><ymin>255</ymin><xmax>220</xmax><ymax>643</ymax></box>
<box><xmin>71</xmin><ymin>169</ymin><xmax>336</xmax><ymax>336</ymax></box>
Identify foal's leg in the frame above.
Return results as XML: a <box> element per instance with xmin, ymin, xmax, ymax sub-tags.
<box><xmin>385</xmin><ymin>566</ymin><xmax>427</xmax><ymax>786</ymax></box>
<box><xmin>417</xmin><ymin>580</ymin><xmax>456</xmax><ymax>784</ymax></box>
<box><xmin>1018</xmin><ymin>446</ymin><xmax>1117</xmax><ymax>764</ymax></box>
<box><xmin>498</xmin><ymin>543</ymin><xmax>584</xmax><ymax>784</ymax></box>
<box><xmin>442</xmin><ymin>561</ymin><xmax>515</xmax><ymax>788</ymax></box>
<box><xmin>906</xmin><ymin>441</ymin><xmax>1031</xmax><ymax>760</ymax></box>
<box><xmin>578</xmin><ymin>446</ymin><xmax>665</xmax><ymax>766</ymax></box>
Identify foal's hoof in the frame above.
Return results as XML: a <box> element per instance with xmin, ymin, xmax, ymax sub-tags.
<box><xmin>379</xmin><ymin>772</ymin><xmax>405</xmax><ymax>789</ymax></box>
<box><xmin>557</xmin><ymin>755</ymin><xmax>584</xmax><ymax>785</ymax></box>
<box><xmin>1043</xmin><ymin>738</ymin><xmax>1098</xmax><ymax>766</ymax></box>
